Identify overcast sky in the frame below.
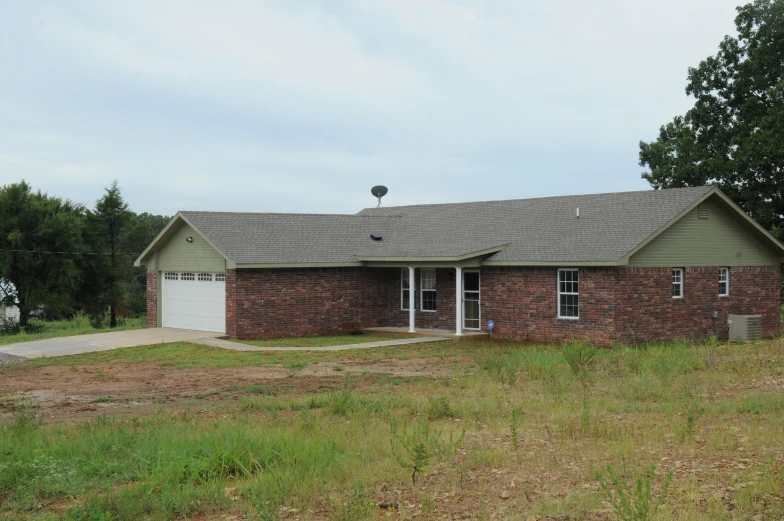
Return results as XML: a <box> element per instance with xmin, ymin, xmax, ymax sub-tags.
<box><xmin>0</xmin><ymin>0</ymin><xmax>743</xmax><ymax>215</ymax></box>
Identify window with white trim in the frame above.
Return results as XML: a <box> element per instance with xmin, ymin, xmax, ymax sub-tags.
<box><xmin>557</xmin><ymin>269</ymin><xmax>579</xmax><ymax>319</ymax></box>
<box><xmin>421</xmin><ymin>269</ymin><xmax>436</xmax><ymax>311</ymax></box>
<box><xmin>198</xmin><ymin>273</ymin><xmax>213</xmax><ymax>282</ymax></box>
<box><xmin>718</xmin><ymin>267</ymin><xmax>729</xmax><ymax>296</ymax></box>
<box><xmin>164</xmin><ymin>272</ymin><xmax>178</xmax><ymax>281</ymax></box>
<box><xmin>672</xmin><ymin>268</ymin><xmax>683</xmax><ymax>298</ymax></box>
<box><xmin>215</xmin><ymin>273</ymin><xmax>226</xmax><ymax>282</ymax></box>
<box><xmin>181</xmin><ymin>272</ymin><xmax>195</xmax><ymax>281</ymax></box>
<box><xmin>401</xmin><ymin>268</ymin><xmax>411</xmax><ymax>310</ymax></box>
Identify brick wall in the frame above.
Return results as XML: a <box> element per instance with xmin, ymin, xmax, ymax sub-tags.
<box><xmin>615</xmin><ymin>266</ymin><xmax>781</xmax><ymax>343</ymax></box>
<box><xmin>146</xmin><ymin>269</ymin><xmax>157</xmax><ymax>328</ymax></box>
<box><xmin>386</xmin><ymin>268</ymin><xmax>457</xmax><ymax>331</ymax></box>
<box><xmin>227</xmin><ymin>267</ymin><xmax>398</xmax><ymax>339</ymax></box>
<box><xmin>481</xmin><ymin>267</ymin><xmax>618</xmax><ymax>345</ymax></box>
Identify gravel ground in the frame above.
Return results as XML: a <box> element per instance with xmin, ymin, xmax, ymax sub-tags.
<box><xmin>0</xmin><ymin>352</ymin><xmax>26</xmax><ymax>366</ymax></box>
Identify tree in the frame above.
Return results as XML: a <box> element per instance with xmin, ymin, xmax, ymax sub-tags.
<box><xmin>126</xmin><ymin>212</ymin><xmax>171</xmax><ymax>316</ymax></box>
<box><xmin>0</xmin><ymin>182</ymin><xmax>85</xmax><ymax>327</ymax></box>
<box><xmin>639</xmin><ymin>0</ymin><xmax>784</xmax><ymax>234</ymax></box>
<box><xmin>88</xmin><ymin>181</ymin><xmax>132</xmax><ymax>328</ymax></box>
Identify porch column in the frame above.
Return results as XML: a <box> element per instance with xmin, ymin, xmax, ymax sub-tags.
<box><xmin>455</xmin><ymin>267</ymin><xmax>462</xmax><ymax>336</ymax></box>
<box><xmin>408</xmin><ymin>267</ymin><xmax>416</xmax><ymax>332</ymax></box>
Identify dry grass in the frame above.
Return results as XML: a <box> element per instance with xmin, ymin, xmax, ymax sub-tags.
<box><xmin>1</xmin><ymin>336</ymin><xmax>783</xmax><ymax>520</ymax></box>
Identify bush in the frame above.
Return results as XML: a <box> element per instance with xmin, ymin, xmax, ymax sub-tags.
<box><xmin>596</xmin><ymin>464</ymin><xmax>672</xmax><ymax>521</ymax></box>
<box><xmin>425</xmin><ymin>395</ymin><xmax>457</xmax><ymax>421</ymax></box>
<box><xmin>0</xmin><ymin>317</ymin><xmax>21</xmax><ymax>335</ymax></box>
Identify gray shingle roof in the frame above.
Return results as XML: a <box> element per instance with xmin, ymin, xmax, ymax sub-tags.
<box><xmin>178</xmin><ymin>186</ymin><xmax>716</xmax><ymax>265</ymax></box>
<box><xmin>356</xmin><ymin>186</ymin><xmax>715</xmax><ymax>263</ymax></box>
<box><xmin>180</xmin><ymin>212</ymin><xmax>399</xmax><ymax>264</ymax></box>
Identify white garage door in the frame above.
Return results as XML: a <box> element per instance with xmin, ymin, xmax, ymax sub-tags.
<box><xmin>162</xmin><ymin>272</ymin><xmax>226</xmax><ymax>333</ymax></box>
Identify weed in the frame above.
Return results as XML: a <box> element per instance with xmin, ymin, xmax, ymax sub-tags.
<box><xmin>678</xmin><ymin>399</ymin><xmax>705</xmax><ymax>442</ymax></box>
<box><xmin>11</xmin><ymin>399</ymin><xmax>42</xmax><ymax>434</ymax></box>
<box><xmin>390</xmin><ymin>417</ymin><xmax>464</xmax><ymax>484</ymax></box>
<box><xmin>508</xmin><ymin>408</ymin><xmax>523</xmax><ymax>451</ymax></box>
<box><xmin>425</xmin><ymin>395</ymin><xmax>457</xmax><ymax>420</ymax></box>
<box><xmin>332</xmin><ymin>365</ymin><xmax>345</xmax><ymax>372</ymax></box>
<box><xmin>286</xmin><ymin>361</ymin><xmax>307</xmax><ymax>370</ymax></box>
<box><xmin>94</xmin><ymin>396</ymin><xmax>115</xmax><ymax>403</ymax></box>
<box><xmin>326</xmin><ymin>485</ymin><xmax>376</xmax><ymax>521</ymax></box>
<box><xmin>562</xmin><ymin>340</ymin><xmax>597</xmax><ymax>385</ymax></box>
<box><xmin>596</xmin><ymin>464</ymin><xmax>673</xmax><ymax>521</ymax></box>
<box><xmin>244</xmin><ymin>384</ymin><xmax>273</xmax><ymax>395</ymax></box>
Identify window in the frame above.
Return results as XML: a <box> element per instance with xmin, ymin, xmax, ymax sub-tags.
<box><xmin>164</xmin><ymin>272</ymin><xmax>178</xmax><ymax>281</ymax></box>
<box><xmin>215</xmin><ymin>273</ymin><xmax>226</xmax><ymax>282</ymax></box>
<box><xmin>421</xmin><ymin>269</ymin><xmax>437</xmax><ymax>311</ymax></box>
<box><xmin>401</xmin><ymin>268</ymin><xmax>411</xmax><ymax>310</ymax></box>
<box><xmin>557</xmin><ymin>269</ymin><xmax>579</xmax><ymax>319</ymax></box>
<box><xmin>672</xmin><ymin>268</ymin><xmax>683</xmax><ymax>298</ymax></box>
<box><xmin>718</xmin><ymin>267</ymin><xmax>729</xmax><ymax>296</ymax></box>
<box><xmin>198</xmin><ymin>273</ymin><xmax>213</xmax><ymax>282</ymax></box>
<box><xmin>181</xmin><ymin>272</ymin><xmax>195</xmax><ymax>281</ymax></box>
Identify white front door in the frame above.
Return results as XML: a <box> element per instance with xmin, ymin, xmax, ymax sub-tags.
<box><xmin>162</xmin><ymin>272</ymin><xmax>226</xmax><ymax>333</ymax></box>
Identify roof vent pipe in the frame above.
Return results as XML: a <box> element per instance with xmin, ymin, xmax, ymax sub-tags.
<box><xmin>576</xmin><ymin>208</ymin><xmax>580</xmax><ymax>219</ymax></box>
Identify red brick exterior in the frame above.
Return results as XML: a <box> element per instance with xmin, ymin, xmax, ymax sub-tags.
<box><xmin>615</xmin><ymin>266</ymin><xmax>780</xmax><ymax>343</ymax></box>
<box><xmin>146</xmin><ymin>269</ymin><xmax>157</xmax><ymax>328</ymax></box>
<box><xmin>482</xmin><ymin>267</ymin><xmax>618</xmax><ymax>345</ymax></box>
<box><xmin>225</xmin><ymin>268</ymin><xmax>399</xmax><ymax>339</ymax></box>
<box><xmin>150</xmin><ymin>264</ymin><xmax>779</xmax><ymax>345</ymax></box>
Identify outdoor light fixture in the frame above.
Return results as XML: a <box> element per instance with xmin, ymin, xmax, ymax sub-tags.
<box><xmin>186</xmin><ymin>237</ymin><xmax>193</xmax><ymax>243</ymax></box>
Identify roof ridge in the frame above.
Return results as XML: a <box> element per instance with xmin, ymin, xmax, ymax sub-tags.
<box><xmin>359</xmin><ymin>185</ymin><xmax>714</xmax><ymax>212</ymax></box>
<box><xmin>181</xmin><ymin>211</ymin><xmax>402</xmax><ymax>218</ymax></box>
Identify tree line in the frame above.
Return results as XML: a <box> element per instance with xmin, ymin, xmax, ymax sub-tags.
<box><xmin>0</xmin><ymin>181</ymin><xmax>169</xmax><ymax>327</ymax></box>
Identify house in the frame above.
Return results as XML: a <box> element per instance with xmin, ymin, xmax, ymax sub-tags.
<box><xmin>0</xmin><ymin>304</ymin><xmax>20</xmax><ymax>322</ymax></box>
<box><xmin>134</xmin><ymin>186</ymin><xmax>783</xmax><ymax>345</ymax></box>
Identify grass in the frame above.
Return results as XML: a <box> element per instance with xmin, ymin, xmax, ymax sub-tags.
<box><xmin>0</xmin><ymin>315</ymin><xmax>145</xmax><ymax>346</ymax></box>
<box><xmin>237</xmin><ymin>333</ymin><xmax>403</xmax><ymax>348</ymax></box>
<box><xmin>3</xmin><ymin>336</ymin><xmax>784</xmax><ymax>519</ymax></box>
<box><xmin>22</xmin><ymin>339</ymin><xmax>468</xmax><ymax>369</ymax></box>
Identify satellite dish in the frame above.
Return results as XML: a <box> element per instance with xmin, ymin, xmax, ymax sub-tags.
<box><xmin>371</xmin><ymin>185</ymin><xmax>388</xmax><ymax>207</ymax></box>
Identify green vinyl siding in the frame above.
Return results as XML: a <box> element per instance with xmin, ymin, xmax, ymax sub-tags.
<box><xmin>156</xmin><ymin>222</ymin><xmax>226</xmax><ymax>272</ymax></box>
<box><xmin>628</xmin><ymin>196</ymin><xmax>781</xmax><ymax>267</ymax></box>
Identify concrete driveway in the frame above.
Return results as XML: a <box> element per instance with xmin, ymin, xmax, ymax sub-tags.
<box><xmin>0</xmin><ymin>328</ymin><xmax>224</xmax><ymax>359</ymax></box>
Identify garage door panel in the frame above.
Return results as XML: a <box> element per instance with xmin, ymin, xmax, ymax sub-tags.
<box><xmin>162</xmin><ymin>273</ymin><xmax>225</xmax><ymax>333</ymax></box>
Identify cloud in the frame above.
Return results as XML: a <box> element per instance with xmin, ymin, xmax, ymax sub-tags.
<box><xmin>0</xmin><ymin>0</ymin><xmax>743</xmax><ymax>214</ymax></box>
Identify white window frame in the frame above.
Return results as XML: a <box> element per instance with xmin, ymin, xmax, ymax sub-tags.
<box><xmin>215</xmin><ymin>273</ymin><xmax>226</xmax><ymax>282</ymax></box>
<box><xmin>401</xmin><ymin>268</ymin><xmax>411</xmax><ymax>311</ymax></box>
<box><xmin>181</xmin><ymin>272</ymin><xmax>195</xmax><ymax>281</ymax></box>
<box><xmin>672</xmin><ymin>268</ymin><xmax>684</xmax><ymax>299</ymax></box>
<box><xmin>557</xmin><ymin>268</ymin><xmax>579</xmax><ymax>320</ymax></box>
<box><xmin>420</xmin><ymin>268</ymin><xmax>437</xmax><ymax>312</ymax></box>
<box><xmin>198</xmin><ymin>273</ymin><xmax>213</xmax><ymax>282</ymax></box>
<box><xmin>718</xmin><ymin>267</ymin><xmax>729</xmax><ymax>297</ymax></box>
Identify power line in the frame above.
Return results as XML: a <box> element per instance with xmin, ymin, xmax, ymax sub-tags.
<box><xmin>0</xmin><ymin>248</ymin><xmax>140</xmax><ymax>256</ymax></box>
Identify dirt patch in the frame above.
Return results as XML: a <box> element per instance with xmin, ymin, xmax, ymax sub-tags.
<box><xmin>0</xmin><ymin>357</ymin><xmax>454</xmax><ymax>422</ymax></box>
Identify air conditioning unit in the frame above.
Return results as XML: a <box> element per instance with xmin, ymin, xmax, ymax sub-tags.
<box><xmin>727</xmin><ymin>314</ymin><xmax>762</xmax><ymax>342</ymax></box>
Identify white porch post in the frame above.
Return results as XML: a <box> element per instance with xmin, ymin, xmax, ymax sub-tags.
<box><xmin>408</xmin><ymin>267</ymin><xmax>416</xmax><ymax>333</ymax></box>
<box><xmin>455</xmin><ymin>267</ymin><xmax>463</xmax><ymax>336</ymax></box>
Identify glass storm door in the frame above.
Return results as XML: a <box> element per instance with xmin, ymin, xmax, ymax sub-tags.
<box><xmin>463</xmin><ymin>271</ymin><xmax>480</xmax><ymax>330</ymax></box>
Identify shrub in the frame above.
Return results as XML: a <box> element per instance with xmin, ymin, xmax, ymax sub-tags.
<box><xmin>390</xmin><ymin>418</ymin><xmax>464</xmax><ymax>485</ymax></box>
<box><xmin>596</xmin><ymin>464</ymin><xmax>672</xmax><ymax>521</ymax></box>
<box><xmin>425</xmin><ymin>395</ymin><xmax>457</xmax><ymax>420</ymax></box>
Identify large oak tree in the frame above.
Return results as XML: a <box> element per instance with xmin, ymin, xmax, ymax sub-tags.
<box><xmin>640</xmin><ymin>0</ymin><xmax>784</xmax><ymax>235</ymax></box>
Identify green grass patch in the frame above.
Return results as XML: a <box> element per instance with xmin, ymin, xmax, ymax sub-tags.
<box><xmin>238</xmin><ymin>333</ymin><xmax>402</xmax><ymax>348</ymax></box>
